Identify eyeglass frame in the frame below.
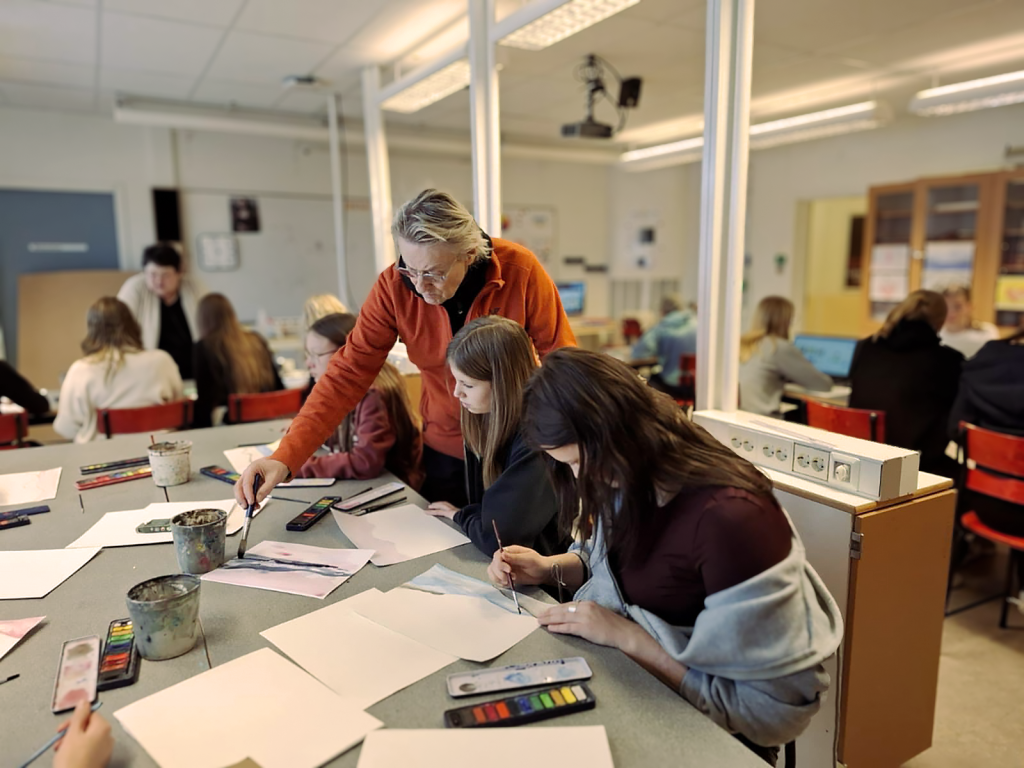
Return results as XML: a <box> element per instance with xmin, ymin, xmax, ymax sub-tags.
<box><xmin>304</xmin><ymin>346</ymin><xmax>338</xmax><ymax>362</ymax></box>
<box><xmin>395</xmin><ymin>253</ymin><xmax>466</xmax><ymax>285</ymax></box>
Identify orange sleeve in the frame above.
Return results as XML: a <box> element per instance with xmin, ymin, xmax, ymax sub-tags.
<box><xmin>271</xmin><ymin>276</ymin><xmax>399</xmax><ymax>476</ymax></box>
<box><xmin>523</xmin><ymin>259</ymin><xmax>576</xmax><ymax>355</ymax></box>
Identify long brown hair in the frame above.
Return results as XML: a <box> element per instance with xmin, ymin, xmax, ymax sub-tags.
<box><xmin>447</xmin><ymin>316</ymin><xmax>537</xmax><ymax>487</ymax></box>
<box><xmin>740</xmin><ymin>296</ymin><xmax>794</xmax><ymax>362</ymax></box>
<box><xmin>523</xmin><ymin>348</ymin><xmax>775</xmax><ymax>560</ymax></box>
<box><xmin>81</xmin><ymin>297</ymin><xmax>144</xmax><ymax>381</ymax></box>
<box><xmin>195</xmin><ymin>293</ymin><xmax>276</xmax><ymax>394</ymax></box>
<box><xmin>308</xmin><ymin>313</ymin><xmax>422</xmax><ymax>485</ymax></box>
<box><xmin>874</xmin><ymin>289</ymin><xmax>946</xmax><ymax>340</ymax></box>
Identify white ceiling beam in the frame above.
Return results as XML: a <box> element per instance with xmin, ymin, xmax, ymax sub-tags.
<box><xmin>376</xmin><ymin>44</ymin><xmax>468</xmax><ymax>105</ymax></box>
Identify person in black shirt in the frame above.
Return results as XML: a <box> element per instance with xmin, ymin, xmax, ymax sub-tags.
<box><xmin>0</xmin><ymin>360</ymin><xmax>49</xmax><ymax>414</ymax></box>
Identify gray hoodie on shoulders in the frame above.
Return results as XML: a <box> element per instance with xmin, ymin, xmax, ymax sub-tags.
<box><xmin>571</xmin><ymin>510</ymin><xmax>844</xmax><ymax>747</ymax></box>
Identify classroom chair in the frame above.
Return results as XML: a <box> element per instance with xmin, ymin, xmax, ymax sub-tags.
<box><xmin>947</xmin><ymin>423</ymin><xmax>1024</xmax><ymax>629</ymax></box>
<box><xmin>622</xmin><ymin>317</ymin><xmax>642</xmax><ymax>345</ymax></box>
<box><xmin>676</xmin><ymin>353</ymin><xmax>697</xmax><ymax>409</ymax></box>
<box><xmin>805</xmin><ymin>400</ymin><xmax>886</xmax><ymax>443</ymax></box>
<box><xmin>0</xmin><ymin>411</ymin><xmax>30</xmax><ymax>448</ymax></box>
<box><xmin>228</xmin><ymin>388</ymin><xmax>303</xmax><ymax>424</ymax></box>
<box><xmin>99</xmin><ymin>399</ymin><xmax>193</xmax><ymax>439</ymax></box>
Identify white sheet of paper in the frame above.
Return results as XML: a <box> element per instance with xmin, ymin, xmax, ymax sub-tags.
<box><xmin>332</xmin><ymin>504</ymin><xmax>470</xmax><ymax>566</ymax></box>
<box><xmin>65</xmin><ymin>500</ymin><xmax>268</xmax><ymax>549</ymax></box>
<box><xmin>868</xmin><ymin>272</ymin><xmax>909</xmax><ymax>302</ymax></box>
<box><xmin>223</xmin><ymin>440</ymin><xmax>280</xmax><ymax>474</ymax></box>
<box><xmin>870</xmin><ymin>243</ymin><xmax>910</xmax><ymax>271</ymax></box>
<box><xmin>201</xmin><ymin>541</ymin><xmax>373</xmax><ymax>599</ymax></box>
<box><xmin>0</xmin><ymin>616</ymin><xmax>46</xmax><ymax>661</ymax></box>
<box><xmin>115</xmin><ymin>648</ymin><xmax>382</xmax><ymax>768</ymax></box>
<box><xmin>262</xmin><ymin>588</ymin><xmax>456</xmax><ymax>709</ymax></box>
<box><xmin>0</xmin><ymin>548</ymin><xmax>100</xmax><ymax>599</ymax></box>
<box><xmin>406</xmin><ymin>563</ymin><xmax>554</xmax><ymax>618</ymax></box>
<box><xmin>0</xmin><ymin>467</ymin><xmax>61</xmax><ymax>507</ymax></box>
<box><xmin>356</xmin><ymin>726</ymin><xmax>614</xmax><ymax>768</ymax></box>
<box><xmin>354</xmin><ymin>587</ymin><xmax>538</xmax><ymax>662</ymax></box>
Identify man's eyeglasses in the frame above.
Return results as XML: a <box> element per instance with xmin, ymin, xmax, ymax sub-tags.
<box><xmin>396</xmin><ymin>258</ymin><xmax>460</xmax><ymax>285</ymax></box>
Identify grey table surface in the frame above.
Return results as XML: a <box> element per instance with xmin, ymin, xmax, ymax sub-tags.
<box><xmin>0</xmin><ymin>421</ymin><xmax>763</xmax><ymax>768</ymax></box>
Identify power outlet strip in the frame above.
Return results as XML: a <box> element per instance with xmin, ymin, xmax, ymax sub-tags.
<box><xmin>693</xmin><ymin>410</ymin><xmax>920</xmax><ymax>501</ymax></box>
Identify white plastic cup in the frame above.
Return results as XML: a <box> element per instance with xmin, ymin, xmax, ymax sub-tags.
<box><xmin>148</xmin><ymin>440</ymin><xmax>193</xmax><ymax>487</ymax></box>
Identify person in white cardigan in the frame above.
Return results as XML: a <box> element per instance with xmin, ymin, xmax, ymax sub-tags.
<box><xmin>117</xmin><ymin>243</ymin><xmax>205</xmax><ymax>379</ymax></box>
<box><xmin>54</xmin><ymin>297</ymin><xmax>183</xmax><ymax>443</ymax></box>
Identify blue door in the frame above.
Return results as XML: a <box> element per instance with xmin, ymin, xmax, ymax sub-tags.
<box><xmin>0</xmin><ymin>189</ymin><xmax>120</xmax><ymax>366</ymax></box>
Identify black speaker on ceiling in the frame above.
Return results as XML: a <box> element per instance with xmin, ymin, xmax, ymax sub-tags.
<box><xmin>152</xmin><ymin>188</ymin><xmax>182</xmax><ymax>243</ymax></box>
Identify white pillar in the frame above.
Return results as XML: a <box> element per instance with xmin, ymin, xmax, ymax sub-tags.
<box><xmin>361</xmin><ymin>66</ymin><xmax>395</xmax><ymax>274</ymax></box>
<box><xmin>696</xmin><ymin>0</ymin><xmax>755</xmax><ymax>412</ymax></box>
<box><xmin>327</xmin><ymin>93</ymin><xmax>354</xmax><ymax>308</ymax></box>
<box><xmin>468</xmin><ymin>0</ymin><xmax>501</xmax><ymax>234</ymax></box>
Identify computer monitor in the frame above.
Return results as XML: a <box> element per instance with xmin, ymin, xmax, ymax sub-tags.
<box><xmin>556</xmin><ymin>282</ymin><xmax>585</xmax><ymax>316</ymax></box>
<box><xmin>793</xmin><ymin>334</ymin><xmax>858</xmax><ymax>379</ymax></box>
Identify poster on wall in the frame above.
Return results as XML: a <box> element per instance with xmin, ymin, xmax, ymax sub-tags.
<box><xmin>869</xmin><ymin>272</ymin><xmax>909</xmax><ymax>303</ymax></box>
<box><xmin>231</xmin><ymin>197</ymin><xmax>261</xmax><ymax>233</ymax></box>
<box><xmin>501</xmin><ymin>206</ymin><xmax>556</xmax><ymax>262</ymax></box>
<box><xmin>995</xmin><ymin>275</ymin><xmax>1024</xmax><ymax>311</ymax></box>
<box><xmin>869</xmin><ymin>244</ymin><xmax>910</xmax><ymax>272</ymax></box>
<box><xmin>921</xmin><ymin>241</ymin><xmax>974</xmax><ymax>291</ymax></box>
<box><xmin>196</xmin><ymin>233</ymin><xmax>240</xmax><ymax>272</ymax></box>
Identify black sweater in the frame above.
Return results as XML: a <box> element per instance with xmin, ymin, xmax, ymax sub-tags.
<box><xmin>192</xmin><ymin>334</ymin><xmax>284</xmax><ymax>428</ymax></box>
<box><xmin>0</xmin><ymin>361</ymin><xmax>49</xmax><ymax>415</ymax></box>
<box><xmin>453</xmin><ymin>431</ymin><xmax>567</xmax><ymax>557</ymax></box>
<box><xmin>849</xmin><ymin>320</ymin><xmax>963</xmax><ymax>474</ymax></box>
<box><xmin>948</xmin><ymin>339</ymin><xmax>1024</xmax><ymax>438</ymax></box>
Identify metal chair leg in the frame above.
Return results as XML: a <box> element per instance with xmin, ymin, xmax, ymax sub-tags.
<box><xmin>1001</xmin><ymin>551</ymin><xmax>1018</xmax><ymax>630</ymax></box>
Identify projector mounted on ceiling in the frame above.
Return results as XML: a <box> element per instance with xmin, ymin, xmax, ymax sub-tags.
<box><xmin>561</xmin><ymin>54</ymin><xmax>641</xmax><ymax>139</ymax></box>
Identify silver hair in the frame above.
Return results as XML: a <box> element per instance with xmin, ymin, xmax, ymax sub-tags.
<box><xmin>391</xmin><ymin>189</ymin><xmax>492</xmax><ymax>263</ymax></box>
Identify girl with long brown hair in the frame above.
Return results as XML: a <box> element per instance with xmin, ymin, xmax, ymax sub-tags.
<box><xmin>54</xmin><ymin>297</ymin><xmax>183</xmax><ymax>442</ymax></box>
<box><xmin>297</xmin><ymin>313</ymin><xmax>424</xmax><ymax>489</ymax></box>
<box><xmin>488</xmin><ymin>348</ymin><xmax>842</xmax><ymax>762</ymax></box>
<box><xmin>192</xmin><ymin>293</ymin><xmax>283</xmax><ymax>427</ymax></box>
<box><xmin>426</xmin><ymin>316</ymin><xmax>565</xmax><ymax>556</ymax></box>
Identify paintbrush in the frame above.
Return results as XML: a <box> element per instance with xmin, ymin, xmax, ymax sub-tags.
<box><xmin>492</xmin><ymin>519</ymin><xmax>522</xmax><ymax>615</ymax></box>
<box><xmin>18</xmin><ymin>701</ymin><xmax>102</xmax><ymax>768</ymax></box>
<box><xmin>237</xmin><ymin>475</ymin><xmax>262</xmax><ymax>559</ymax></box>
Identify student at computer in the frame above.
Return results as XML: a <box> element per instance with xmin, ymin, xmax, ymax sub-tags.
<box><xmin>54</xmin><ymin>297</ymin><xmax>183</xmax><ymax>443</ymax></box>
<box><xmin>192</xmin><ymin>294</ymin><xmax>283</xmax><ymax>428</ymax></box>
<box><xmin>426</xmin><ymin>316</ymin><xmax>565</xmax><ymax>557</ymax></box>
<box><xmin>739</xmin><ymin>296</ymin><xmax>832</xmax><ymax>415</ymax></box>
<box><xmin>489</xmin><ymin>348</ymin><xmax>842</xmax><ymax>762</ymax></box>
<box><xmin>939</xmin><ymin>284</ymin><xmax>998</xmax><ymax>359</ymax></box>
<box><xmin>849</xmin><ymin>290</ymin><xmax>963</xmax><ymax>475</ymax></box>
<box><xmin>632</xmin><ymin>295</ymin><xmax>697</xmax><ymax>399</ymax></box>
<box><xmin>297</xmin><ymin>313</ymin><xmax>424</xmax><ymax>489</ymax></box>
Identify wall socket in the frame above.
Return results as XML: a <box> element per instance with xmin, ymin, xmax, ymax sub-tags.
<box><xmin>794</xmin><ymin>443</ymin><xmax>830</xmax><ymax>480</ymax></box>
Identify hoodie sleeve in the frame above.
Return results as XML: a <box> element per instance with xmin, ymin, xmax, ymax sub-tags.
<box><xmin>679</xmin><ymin>664</ymin><xmax>831</xmax><ymax>747</ymax></box>
<box><xmin>775</xmin><ymin>341</ymin><xmax>833</xmax><ymax>392</ymax></box>
<box><xmin>297</xmin><ymin>390</ymin><xmax>395</xmax><ymax>480</ymax></box>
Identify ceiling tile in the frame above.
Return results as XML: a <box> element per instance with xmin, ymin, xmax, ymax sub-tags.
<box><xmin>0</xmin><ymin>55</ymin><xmax>94</xmax><ymax>89</ymax></box>
<box><xmin>101</xmin><ymin>68</ymin><xmax>195</xmax><ymax>99</ymax></box>
<box><xmin>190</xmin><ymin>78</ymin><xmax>286</xmax><ymax>109</ymax></box>
<box><xmin>349</xmin><ymin>0</ymin><xmax>465</xmax><ymax>62</ymax></box>
<box><xmin>235</xmin><ymin>0</ymin><xmax>383</xmax><ymax>45</ymax></box>
<box><xmin>0</xmin><ymin>1</ymin><xmax>97</xmax><ymax>64</ymax></box>
<box><xmin>104</xmin><ymin>0</ymin><xmax>245</xmax><ymax>27</ymax></box>
<box><xmin>102</xmin><ymin>12</ymin><xmax>223</xmax><ymax>76</ymax></box>
<box><xmin>204</xmin><ymin>31</ymin><xmax>335</xmax><ymax>85</ymax></box>
<box><xmin>0</xmin><ymin>81</ymin><xmax>97</xmax><ymax>112</ymax></box>
<box><xmin>624</xmin><ymin>0</ymin><xmax>705</xmax><ymax>25</ymax></box>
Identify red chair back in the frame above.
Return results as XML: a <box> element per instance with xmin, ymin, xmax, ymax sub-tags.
<box><xmin>0</xmin><ymin>411</ymin><xmax>29</xmax><ymax>447</ymax></box>
<box><xmin>805</xmin><ymin>400</ymin><xmax>886</xmax><ymax>443</ymax></box>
<box><xmin>622</xmin><ymin>318</ymin><xmax>642</xmax><ymax>344</ymax></box>
<box><xmin>228</xmin><ymin>389</ymin><xmax>302</xmax><ymax>424</ymax></box>
<box><xmin>100</xmin><ymin>399</ymin><xmax>193</xmax><ymax>439</ymax></box>
<box><xmin>961</xmin><ymin>423</ymin><xmax>1024</xmax><ymax>506</ymax></box>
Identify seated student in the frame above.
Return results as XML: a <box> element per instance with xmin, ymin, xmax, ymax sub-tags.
<box><xmin>939</xmin><ymin>284</ymin><xmax>999</xmax><ymax>359</ymax></box>
<box><xmin>632</xmin><ymin>295</ymin><xmax>697</xmax><ymax>400</ymax></box>
<box><xmin>297</xmin><ymin>313</ymin><xmax>424</xmax><ymax>489</ymax></box>
<box><xmin>117</xmin><ymin>243</ymin><xmax>205</xmax><ymax>379</ymax></box>
<box><xmin>303</xmin><ymin>293</ymin><xmax>348</xmax><ymax>331</ymax></box>
<box><xmin>739</xmin><ymin>296</ymin><xmax>832</xmax><ymax>415</ymax></box>
<box><xmin>0</xmin><ymin>360</ymin><xmax>49</xmax><ymax>414</ymax></box>
<box><xmin>489</xmin><ymin>348</ymin><xmax>841</xmax><ymax>763</ymax></box>
<box><xmin>849</xmin><ymin>290</ymin><xmax>963</xmax><ymax>475</ymax></box>
<box><xmin>426</xmin><ymin>316</ymin><xmax>566</xmax><ymax>557</ymax></box>
<box><xmin>54</xmin><ymin>298</ymin><xmax>183</xmax><ymax>443</ymax></box>
<box><xmin>192</xmin><ymin>294</ymin><xmax>283</xmax><ymax>428</ymax></box>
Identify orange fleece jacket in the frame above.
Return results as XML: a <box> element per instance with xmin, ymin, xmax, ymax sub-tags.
<box><xmin>271</xmin><ymin>238</ymin><xmax>576</xmax><ymax>475</ymax></box>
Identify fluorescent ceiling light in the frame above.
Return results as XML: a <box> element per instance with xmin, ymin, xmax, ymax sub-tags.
<box><xmin>620</xmin><ymin>101</ymin><xmax>887</xmax><ymax>168</ymax></box>
<box><xmin>909</xmin><ymin>69</ymin><xmax>1024</xmax><ymax>116</ymax></box>
<box><xmin>499</xmin><ymin>0</ymin><xmax>640</xmax><ymax>51</ymax></box>
<box><xmin>381</xmin><ymin>59</ymin><xmax>470</xmax><ymax>113</ymax></box>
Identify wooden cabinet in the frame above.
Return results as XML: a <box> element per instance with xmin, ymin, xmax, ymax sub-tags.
<box><xmin>861</xmin><ymin>170</ymin><xmax>1022</xmax><ymax>334</ymax></box>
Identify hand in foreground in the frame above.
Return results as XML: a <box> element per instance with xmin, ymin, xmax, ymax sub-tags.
<box><xmin>426</xmin><ymin>501</ymin><xmax>459</xmax><ymax>520</ymax></box>
<box><xmin>234</xmin><ymin>458</ymin><xmax>290</xmax><ymax>508</ymax></box>
<box><xmin>537</xmin><ymin>601</ymin><xmax>639</xmax><ymax>651</ymax></box>
<box><xmin>487</xmin><ymin>545</ymin><xmax>551</xmax><ymax>588</ymax></box>
<box><xmin>54</xmin><ymin>700</ymin><xmax>113</xmax><ymax>768</ymax></box>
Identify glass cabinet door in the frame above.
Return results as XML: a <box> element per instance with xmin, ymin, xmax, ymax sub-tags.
<box><xmin>995</xmin><ymin>179</ymin><xmax>1024</xmax><ymax>328</ymax></box>
<box><xmin>867</xmin><ymin>190</ymin><xmax>914</xmax><ymax>321</ymax></box>
<box><xmin>921</xmin><ymin>183</ymin><xmax>979</xmax><ymax>294</ymax></box>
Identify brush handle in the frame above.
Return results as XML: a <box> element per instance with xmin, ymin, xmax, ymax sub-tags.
<box><xmin>237</xmin><ymin>475</ymin><xmax>262</xmax><ymax>559</ymax></box>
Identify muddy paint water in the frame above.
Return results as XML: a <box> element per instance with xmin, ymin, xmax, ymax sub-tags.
<box><xmin>171</xmin><ymin>508</ymin><xmax>227</xmax><ymax>575</ymax></box>
<box><xmin>125</xmin><ymin>574</ymin><xmax>201</xmax><ymax>660</ymax></box>
<box><xmin>148</xmin><ymin>440</ymin><xmax>192</xmax><ymax>487</ymax></box>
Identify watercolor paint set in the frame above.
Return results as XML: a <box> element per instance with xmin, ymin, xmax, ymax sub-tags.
<box><xmin>444</xmin><ymin>683</ymin><xmax>596</xmax><ymax>728</ymax></box>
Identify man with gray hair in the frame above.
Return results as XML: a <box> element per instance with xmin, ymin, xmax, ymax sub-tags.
<box><xmin>237</xmin><ymin>189</ymin><xmax>576</xmax><ymax>507</ymax></box>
